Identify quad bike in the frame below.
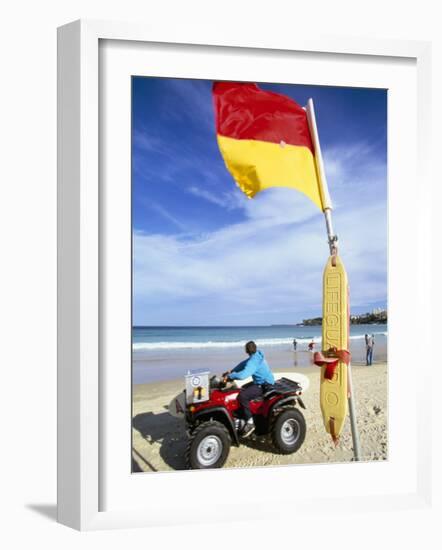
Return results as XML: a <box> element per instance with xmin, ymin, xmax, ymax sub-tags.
<box><xmin>178</xmin><ymin>370</ymin><xmax>307</xmax><ymax>469</ymax></box>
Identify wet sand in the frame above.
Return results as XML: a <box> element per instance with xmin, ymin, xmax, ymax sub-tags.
<box><xmin>133</xmin><ymin>337</ymin><xmax>387</xmax><ymax>384</ymax></box>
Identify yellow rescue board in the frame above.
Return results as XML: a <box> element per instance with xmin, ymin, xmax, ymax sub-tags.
<box><xmin>320</xmin><ymin>255</ymin><xmax>349</xmax><ymax>441</ymax></box>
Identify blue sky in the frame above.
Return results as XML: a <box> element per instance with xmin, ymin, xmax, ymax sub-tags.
<box><xmin>132</xmin><ymin>78</ymin><xmax>387</xmax><ymax>326</ymax></box>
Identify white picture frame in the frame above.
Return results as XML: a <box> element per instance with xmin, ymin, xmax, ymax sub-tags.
<box><xmin>57</xmin><ymin>19</ymin><xmax>432</xmax><ymax>531</ymax></box>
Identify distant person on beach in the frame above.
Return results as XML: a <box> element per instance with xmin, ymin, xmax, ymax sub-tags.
<box><xmin>308</xmin><ymin>340</ymin><xmax>315</xmax><ymax>352</ymax></box>
<box><xmin>223</xmin><ymin>340</ymin><xmax>275</xmax><ymax>437</ymax></box>
<box><xmin>293</xmin><ymin>338</ymin><xmax>297</xmax><ymax>351</ymax></box>
<box><xmin>365</xmin><ymin>333</ymin><xmax>375</xmax><ymax>365</ymax></box>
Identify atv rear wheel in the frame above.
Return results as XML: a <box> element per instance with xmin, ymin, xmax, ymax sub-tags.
<box><xmin>271</xmin><ymin>408</ymin><xmax>306</xmax><ymax>454</ymax></box>
<box><xmin>186</xmin><ymin>420</ymin><xmax>231</xmax><ymax>469</ymax></box>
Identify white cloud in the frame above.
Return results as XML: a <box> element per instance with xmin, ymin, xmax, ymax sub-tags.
<box><xmin>147</xmin><ymin>202</ymin><xmax>188</xmax><ymax>232</ymax></box>
<box><xmin>133</xmin><ymin>139</ymin><xmax>387</xmax><ymax>325</ymax></box>
<box><xmin>186</xmin><ymin>186</ymin><xmax>242</xmax><ymax>210</ymax></box>
<box><xmin>242</xmin><ymin>188</ymin><xmax>319</xmax><ymax>224</ymax></box>
<box><xmin>187</xmin><ymin>181</ymin><xmax>320</xmax><ymax>226</ymax></box>
<box><xmin>323</xmin><ymin>141</ymin><xmax>386</xmax><ymax>192</ymax></box>
<box><xmin>133</xmin><ymin>200</ymin><xmax>386</xmax><ymax>324</ymax></box>
<box><xmin>133</xmin><ymin>129</ymin><xmax>170</xmax><ymax>156</ymax></box>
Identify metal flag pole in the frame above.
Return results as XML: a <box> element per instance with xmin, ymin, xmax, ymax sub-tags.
<box><xmin>306</xmin><ymin>98</ymin><xmax>362</xmax><ymax>461</ymax></box>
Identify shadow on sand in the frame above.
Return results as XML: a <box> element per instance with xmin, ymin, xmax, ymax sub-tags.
<box><xmin>238</xmin><ymin>433</ymin><xmax>276</xmax><ymax>453</ymax></box>
<box><xmin>132</xmin><ymin>410</ymin><xmax>188</xmax><ymax>471</ymax></box>
<box><xmin>132</xmin><ymin>409</ymin><xmax>281</xmax><ymax>470</ymax></box>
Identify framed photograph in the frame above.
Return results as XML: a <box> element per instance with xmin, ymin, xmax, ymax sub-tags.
<box><xmin>57</xmin><ymin>20</ymin><xmax>432</xmax><ymax>530</ymax></box>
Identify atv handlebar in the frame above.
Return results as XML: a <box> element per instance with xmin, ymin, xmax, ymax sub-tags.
<box><xmin>210</xmin><ymin>373</ymin><xmax>237</xmax><ymax>390</ymax></box>
<box><xmin>220</xmin><ymin>371</ymin><xmax>231</xmax><ymax>386</ymax></box>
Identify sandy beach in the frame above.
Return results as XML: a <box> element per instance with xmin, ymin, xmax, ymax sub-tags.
<box><xmin>132</xmin><ymin>361</ymin><xmax>387</xmax><ymax>472</ymax></box>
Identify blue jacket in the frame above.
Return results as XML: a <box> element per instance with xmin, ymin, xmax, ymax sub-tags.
<box><xmin>228</xmin><ymin>350</ymin><xmax>275</xmax><ymax>385</ymax></box>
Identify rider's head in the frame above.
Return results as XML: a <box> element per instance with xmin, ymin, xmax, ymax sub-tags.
<box><xmin>245</xmin><ymin>341</ymin><xmax>257</xmax><ymax>355</ymax></box>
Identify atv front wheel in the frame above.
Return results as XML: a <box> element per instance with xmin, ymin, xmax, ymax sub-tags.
<box><xmin>271</xmin><ymin>408</ymin><xmax>306</xmax><ymax>454</ymax></box>
<box><xmin>186</xmin><ymin>420</ymin><xmax>231</xmax><ymax>469</ymax></box>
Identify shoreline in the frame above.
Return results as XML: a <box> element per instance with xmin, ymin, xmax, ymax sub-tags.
<box><xmin>133</xmin><ymin>337</ymin><xmax>387</xmax><ymax>384</ymax></box>
<box><xmin>132</xmin><ymin>362</ymin><xmax>388</xmax><ymax>472</ymax></box>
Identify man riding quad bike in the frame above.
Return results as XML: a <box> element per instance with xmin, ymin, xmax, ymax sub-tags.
<box><xmin>222</xmin><ymin>341</ymin><xmax>276</xmax><ymax>438</ymax></box>
<box><xmin>178</xmin><ymin>342</ymin><xmax>307</xmax><ymax>469</ymax></box>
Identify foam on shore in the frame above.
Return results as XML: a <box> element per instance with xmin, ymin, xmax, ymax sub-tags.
<box><xmin>133</xmin><ymin>331</ymin><xmax>387</xmax><ymax>351</ymax></box>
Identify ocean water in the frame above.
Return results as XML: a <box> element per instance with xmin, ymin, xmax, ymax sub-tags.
<box><xmin>132</xmin><ymin>324</ymin><xmax>387</xmax><ymax>383</ymax></box>
<box><xmin>133</xmin><ymin>324</ymin><xmax>387</xmax><ymax>354</ymax></box>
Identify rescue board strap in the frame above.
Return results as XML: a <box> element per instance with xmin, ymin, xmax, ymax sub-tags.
<box><xmin>314</xmin><ymin>347</ymin><xmax>351</xmax><ymax>380</ymax></box>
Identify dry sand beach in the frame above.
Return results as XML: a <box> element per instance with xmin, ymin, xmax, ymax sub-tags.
<box><xmin>132</xmin><ymin>362</ymin><xmax>387</xmax><ymax>472</ymax></box>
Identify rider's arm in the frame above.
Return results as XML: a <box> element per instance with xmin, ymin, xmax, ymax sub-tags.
<box><xmin>228</xmin><ymin>355</ymin><xmax>258</xmax><ymax>380</ymax></box>
<box><xmin>230</xmin><ymin>359</ymin><xmax>247</xmax><ymax>373</ymax></box>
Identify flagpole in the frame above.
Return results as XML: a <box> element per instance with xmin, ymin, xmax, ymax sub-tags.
<box><xmin>306</xmin><ymin>98</ymin><xmax>362</xmax><ymax>461</ymax></box>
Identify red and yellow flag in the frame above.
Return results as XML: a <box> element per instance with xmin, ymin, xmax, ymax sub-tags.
<box><xmin>213</xmin><ymin>82</ymin><xmax>326</xmax><ymax>210</ymax></box>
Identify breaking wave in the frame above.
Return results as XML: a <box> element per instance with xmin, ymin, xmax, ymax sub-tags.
<box><xmin>133</xmin><ymin>332</ymin><xmax>387</xmax><ymax>352</ymax></box>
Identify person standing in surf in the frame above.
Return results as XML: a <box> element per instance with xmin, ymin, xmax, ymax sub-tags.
<box><xmin>365</xmin><ymin>334</ymin><xmax>375</xmax><ymax>365</ymax></box>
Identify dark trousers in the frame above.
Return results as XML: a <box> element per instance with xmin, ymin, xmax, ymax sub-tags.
<box><xmin>366</xmin><ymin>347</ymin><xmax>373</xmax><ymax>365</ymax></box>
<box><xmin>238</xmin><ymin>383</ymin><xmax>263</xmax><ymax>421</ymax></box>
